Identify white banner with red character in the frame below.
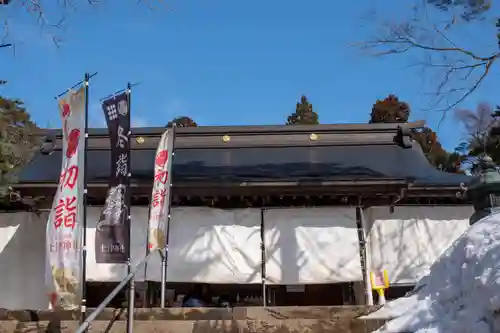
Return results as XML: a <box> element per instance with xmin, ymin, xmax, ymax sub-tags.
<box><xmin>147</xmin><ymin>129</ymin><xmax>174</xmax><ymax>251</ymax></box>
<box><xmin>45</xmin><ymin>87</ymin><xmax>86</xmax><ymax>310</ymax></box>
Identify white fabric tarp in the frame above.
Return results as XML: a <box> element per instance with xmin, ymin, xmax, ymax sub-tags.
<box><xmin>364</xmin><ymin>206</ymin><xmax>472</xmax><ymax>284</ymax></box>
<box><xmin>85</xmin><ymin>206</ymin><xmax>149</xmax><ymax>282</ymax></box>
<box><xmin>0</xmin><ymin>207</ymin><xmax>149</xmax><ymax>310</ymax></box>
<box><xmin>263</xmin><ymin>207</ymin><xmax>362</xmax><ymax>284</ymax></box>
<box><xmin>146</xmin><ymin>207</ymin><xmax>262</xmax><ymax>283</ymax></box>
<box><xmin>0</xmin><ymin>212</ymin><xmax>49</xmax><ymax>310</ymax></box>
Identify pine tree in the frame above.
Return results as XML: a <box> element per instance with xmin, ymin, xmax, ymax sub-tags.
<box><xmin>286</xmin><ymin>95</ymin><xmax>319</xmax><ymax>125</ymax></box>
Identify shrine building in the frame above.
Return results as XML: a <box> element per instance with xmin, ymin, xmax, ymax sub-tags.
<box><xmin>0</xmin><ymin>121</ymin><xmax>473</xmax><ymax>309</ymax></box>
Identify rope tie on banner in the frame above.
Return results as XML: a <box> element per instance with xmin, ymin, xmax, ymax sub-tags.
<box><xmin>54</xmin><ymin>72</ymin><xmax>97</xmax><ymax>100</ymax></box>
<box><xmin>99</xmin><ymin>82</ymin><xmax>139</xmax><ymax>102</ymax></box>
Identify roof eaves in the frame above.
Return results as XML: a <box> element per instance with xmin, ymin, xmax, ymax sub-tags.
<box><xmin>35</xmin><ymin>120</ymin><xmax>427</xmax><ymax>138</ymax></box>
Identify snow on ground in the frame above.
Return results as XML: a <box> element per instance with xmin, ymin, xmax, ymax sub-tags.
<box><xmin>363</xmin><ymin>211</ymin><xmax>500</xmax><ymax>333</ymax></box>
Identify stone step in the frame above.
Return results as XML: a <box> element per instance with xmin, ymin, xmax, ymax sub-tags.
<box><xmin>1</xmin><ymin>318</ymin><xmax>387</xmax><ymax>333</ymax></box>
<box><xmin>0</xmin><ymin>306</ymin><xmax>380</xmax><ymax>321</ymax></box>
<box><xmin>0</xmin><ymin>306</ymin><xmax>387</xmax><ymax>333</ymax></box>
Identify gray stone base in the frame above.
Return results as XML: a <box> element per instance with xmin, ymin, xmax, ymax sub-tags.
<box><xmin>0</xmin><ymin>306</ymin><xmax>387</xmax><ymax>333</ymax></box>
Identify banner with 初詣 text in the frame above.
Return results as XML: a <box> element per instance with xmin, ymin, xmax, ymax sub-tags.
<box><xmin>148</xmin><ymin>129</ymin><xmax>174</xmax><ymax>252</ymax></box>
<box><xmin>45</xmin><ymin>86</ymin><xmax>86</xmax><ymax>310</ymax></box>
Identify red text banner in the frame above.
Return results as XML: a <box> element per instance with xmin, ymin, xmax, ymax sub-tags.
<box><xmin>45</xmin><ymin>87</ymin><xmax>85</xmax><ymax>310</ymax></box>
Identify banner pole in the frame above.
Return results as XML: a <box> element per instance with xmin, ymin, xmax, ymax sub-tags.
<box><xmin>80</xmin><ymin>72</ymin><xmax>91</xmax><ymax>325</ymax></box>
<box><xmin>260</xmin><ymin>208</ymin><xmax>267</xmax><ymax>307</ymax></box>
<box><xmin>159</xmin><ymin>249</ymin><xmax>166</xmax><ymax>307</ymax></box>
<box><xmin>357</xmin><ymin>205</ymin><xmax>374</xmax><ymax>306</ymax></box>
<box><xmin>160</xmin><ymin>124</ymin><xmax>176</xmax><ymax>308</ymax></box>
<box><xmin>125</xmin><ymin>82</ymin><xmax>135</xmax><ymax>333</ymax></box>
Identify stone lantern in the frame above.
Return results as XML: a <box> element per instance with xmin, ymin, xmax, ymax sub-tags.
<box><xmin>461</xmin><ymin>155</ymin><xmax>500</xmax><ymax>225</ymax></box>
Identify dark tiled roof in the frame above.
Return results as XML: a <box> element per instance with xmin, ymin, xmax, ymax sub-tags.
<box><xmin>18</xmin><ymin>144</ymin><xmax>471</xmax><ymax>187</ymax></box>
<box><xmin>38</xmin><ymin>121</ymin><xmax>428</xmax><ymax>137</ymax></box>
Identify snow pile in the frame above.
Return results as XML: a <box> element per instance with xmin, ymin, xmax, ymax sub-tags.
<box><xmin>366</xmin><ymin>212</ymin><xmax>500</xmax><ymax>333</ymax></box>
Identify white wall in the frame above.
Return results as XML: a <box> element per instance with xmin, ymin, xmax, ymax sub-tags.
<box><xmin>263</xmin><ymin>207</ymin><xmax>362</xmax><ymax>284</ymax></box>
<box><xmin>147</xmin><ymin>207</ymin><xmax>363</xmax><ymax>284</ymax></box>
<box><xmin>0</xmin><ymin>207</ymin><xmax>264</xmax><ymax>309</ymax></box>
<box><xmin>0</xmin><ymin>207</ymin><xmax>150</xmax><ymax>310</ymax></box>
<box><xmin>364</xmin><ymin>206</ymin><xmax>472</xmax><ymax>284</ymax></box>
<box><xmin>146</xmin><ymin>207</ymin><xmax>262</xmax><ymax>283</ymax></box>
<box><xmin>0</xmin><ymin>205</ymin><xmax>473</xmax><ymax>309</ymax></box>
<box><xmin>0</xmin><ymin>212</ymin><xmax>49</xmax><ymax>310</ymax></box>
<box><xmin>86</xmin><ymin>206</ymin><xmax>149</xmax><ymax>282</ymax></box>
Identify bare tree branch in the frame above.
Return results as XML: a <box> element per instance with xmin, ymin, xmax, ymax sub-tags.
<box><xmin>1</xmin><ymin>0</ymin><xmax>165</xmax><ymax>48</ymax></box>
<box><xmin>455</xmin><ymin>102</ymin><xmax>499</xmax><ymax>153</ymax></box>
<box><xmin>355</xmin><ymin>5</ymin><xmax>499</xmax><ymax>113</ymax></box>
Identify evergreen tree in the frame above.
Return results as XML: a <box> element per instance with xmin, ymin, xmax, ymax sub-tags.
<box><xmin>0</xmin><ymin>96</ymin><xmax>40</xmax><ymax>198</ymax></box>
<box><xmin>412</xmin><ymin>127</ymin><xmax>465</xmax><ymax>172</ymax></box>
<box><xmin>370</xmin><ymin>94</ymin><xmax>465</xmax><ymax>172</ymax></box>
<box><xmin>286</xmin><ymin>95</ymin><xmax>319</xmax><ymax>125</ymax></box>
<box><xmin>167</xmin><ymin>116</ymin><xmax>197</xmax><ymax>128</ymax></box>
<box><xmin>370</xmin><ymin>94</ymin><xmax>410</xmax><ymax>123</ymax></box>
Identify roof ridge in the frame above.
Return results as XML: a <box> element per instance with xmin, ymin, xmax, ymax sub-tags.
<box><xmin>33</xmin><ymin>121</ymin><xmax>427</xmax><ymax>137</ymax></box>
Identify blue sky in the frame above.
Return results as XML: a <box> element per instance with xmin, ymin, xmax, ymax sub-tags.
<box><xmin>0</xmin><ymin>0</ymin><xmax>498</xmax><ymax>151</ymax></box>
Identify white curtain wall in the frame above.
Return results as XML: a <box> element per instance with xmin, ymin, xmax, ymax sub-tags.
<box><xmin>0</xmin><ymin>212</ymin><xmax>49</xmax><ymax>310</ymax></box>
<box><xmin>0</xmin><ymin>206</ymin><xmax>363</xmax><ymax>309</ymax></box>
<box><xmin>263</xmin><ymin>207</ymin><xmax>363</xmax><ymax>284</ymax></box>
<box><xmin>0</xmin><ymin>207</ymin><xmax>150</xmax><ymax>310</ymax></box>
<box><xmin>364</xmin><ymin>206</ymin><xmax>472</xmax><ymax>284</ymax></box>
<box><xmin>0</xmin><ymin>205</ymin><xmax>474</xmax><ymax>309</ymax></box>
<box><xmin>86</xmin><ymin>206</ymin><xmax>149</xmax><ymax>282</ymax></box>
<box><xmin>146</xmin><ymin>208</ymin><xmax>262</xmax><ymax>283</ymax></box>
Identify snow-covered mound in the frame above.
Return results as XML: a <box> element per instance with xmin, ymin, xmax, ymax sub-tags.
<box><xmin>365</xmin><ymin>212</ymin><xmax>500</xmax><ymax>333</ymax></box>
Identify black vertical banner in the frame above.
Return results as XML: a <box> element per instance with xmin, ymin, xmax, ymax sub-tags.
<box><xmin>95</xmin><ymin>92</ymin><xmax>131</xmax><ymax>264</ymax></box>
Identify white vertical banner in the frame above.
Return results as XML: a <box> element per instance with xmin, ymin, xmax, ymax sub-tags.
<box><xmin>45</xmin><ymin>87</ymin><xmax>86</xmax><ymax>310</ymax></box>
<box><xmin>147</xmin><ymin>129</ymin><xmax>174</xmax><ymax>251</ymax></box>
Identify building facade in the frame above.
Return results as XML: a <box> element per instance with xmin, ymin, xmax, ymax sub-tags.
<box><xmin>0</xmin><ymin>121</ymin><xmax>473</xmax><ymax>309</ymax></box>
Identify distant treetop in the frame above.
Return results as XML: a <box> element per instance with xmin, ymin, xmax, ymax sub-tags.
<box><xmin>286</xmin><ymin>95</ymin><xmax>319</xmax><ymax>125</ymax></box>
<box><xmin>167</xmin><ymin>116</ymin><xmax>198</xmax><ymax>128</ymax></box>
<box><xmin>370</xmin><ymin>94</ymin><xmax>410</xmax><ymax>124</ymax></box>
